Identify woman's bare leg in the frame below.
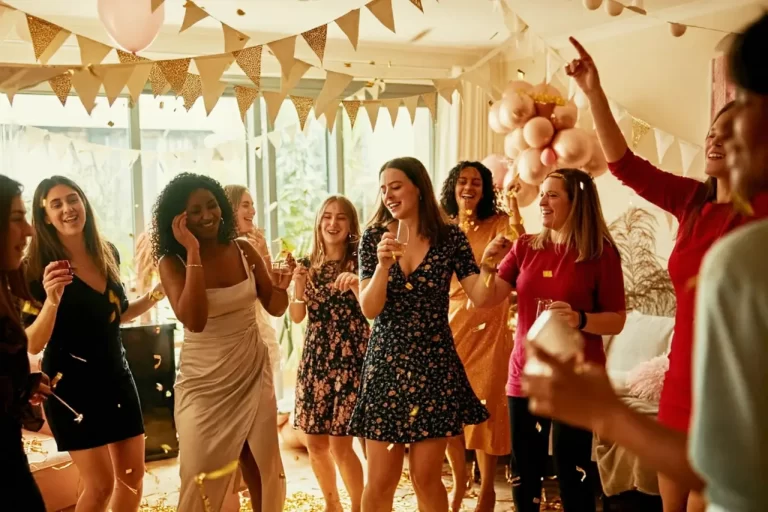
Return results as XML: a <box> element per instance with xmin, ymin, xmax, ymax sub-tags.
<box><xmin>329</xmin><ymin>436</ymin><xmax>365</xmax><ymax>512</ymax></box>
<box><xmin>475</xmin><ymin>450</ymin><xmax>497</xmax><ymax>512</ymax></box>
<box><xmin>362</xmin><ymin>441</ymin><xmax>405</xmax><ymax>512</ymax></box>
<box><xmin>306</xmin><ymin>435</ymin><xmax>343</xmax><ymax>512</ymax></box>
<box><xmin>409</xmin><ymin>438</ymin><xmax>450</xmax><ymax>512</ymax></box>
<box><xmin>445</xmin><ymin>436</ymin><xmax>469</xmax><ymax>512</ymax></box>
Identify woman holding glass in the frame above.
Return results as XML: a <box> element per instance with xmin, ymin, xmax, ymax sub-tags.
<box><xmin>349</xmin><ymin>157</ymin><xmax>493</xmax><ymax>512</ymax></box>
<box><xmin>476</xmin><ymin>168</ymin><xmax>626</xmax><ymax>512</ymax></box>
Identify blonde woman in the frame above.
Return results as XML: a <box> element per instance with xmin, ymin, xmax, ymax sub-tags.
<box><xmin>289</xmin><ymin>196</ymin><xmax>369</xmax><ymax>512</ymax></box>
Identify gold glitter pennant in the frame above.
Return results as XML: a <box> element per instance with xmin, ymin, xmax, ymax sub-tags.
<box><xmin>543</xmin><ymin>270</ymin><xmax>553</xmax><ymax>277</ymax></box>
<box><xmin>233</xmin><ymin>45</ymin><xmax>262</xmax><ymax>89</ymax></box>
<box><xmin>158</xmin><ymin>58</ymin><xmax>191</xmax><ymax>93</ymax></box>
<box><xmin>631</xmin><ymin>117</ymin><xmax>651</xmax><ymax>149</ymax></box>
<box><xmin>116</xmin><ymin>49</ymin><xmax>146</xmax><ymax>65</ymax></box>
<box><xmin>180</xmin><ymin>73</ymin><xmax>202</xmax><ymax>111</ymax></box>
<box><xmin>421</xmin><ymin>91</ymin><xmax>437</xmax><ymax>121</ymax></box>
<box><xmin>409</xmin><ymin>0</ymin><xmax>424</xmax><ymax>11</ymax></box>
<box><xmin>48</xmin><ymin>72</ymin><xmax>72</xmax><ymax>106</ymax></box>
<box><xmin>234</xmin><ymin>85</ymin><xmax>259</xmax><ymax>122</ymax></box>
<box><xmin>301</xmin><ymin>24</ymin><xmax>327</xmax><ymax>64</ymax></box>
<box><xmin>290</xmin><ymin>95</ymin><xmax>315</xmax><ymax>131</ymax></box>
<box><xmin>26</xmin><ymin>14</ymin><xmax>65</xmax><ymax>62</ymax></box>
<box><xmin>148</xmin><ymin>63</ymin><xmax>168</xmax><ymax>97</ymax></box>
<box><xmin>342</xmin><ymin>100</ymin><xmax>361</xmax><ymax>128</ymax></box>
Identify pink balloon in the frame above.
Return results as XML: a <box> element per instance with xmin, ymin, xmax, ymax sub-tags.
<box><xmin>540</xmin><ymin>147</ymin><xmax>558</xmax><ymax>166</ymax></box>
<box><xmin>517</xmin><ymin>148</ymin><xmax>552</xmax><ymax>186</ymax></box>
<box><xmin>582</xmin><ymin>132</ymin><xmax>608</xmax><ymax>178</ymax></box>
<box><xmin>523</xmin><ymin>117</ymin><xmax>555</xmax><ymax>149</ymax></box>
<box><xmin>504</xmin><ymin>129</ymin><xmax>529</xmax><ymax>159</ymax></box>
<box><xmin>488</xmin><ymin>102</ymin><xmax>509</xmax><ymax>134</ymax></box>
<box><xmin>552</xmin><ymin>128</ymin><xmax>593</xmax><ymax>168</ymax></box>
<box><xmin>530</xmin><ymin>83</ymin><xmax>563</xmax><ymax>118</ymax></box>
<box><xmin>498</xmin><ymin>92</ymin><xmax>536</xmax><ymax>130</ymax></box>
<box><xmin>481</xmin><ymin>154</ymin><xmax>509</xmax><ymax>189</ymax></box>
<box><xmin>98</xmin><ymin>0</ymin><xmax>165</xmax><ymax>53</ymax></box>
<box><xmin>551</xmin><ymin>101</ymin><xmax>578</xmax><ymax>131</ymax></box>
<box><xmin>502</xmin><ymin>80</ymin><xmax>534</xmax><ymax>99</ymax></box>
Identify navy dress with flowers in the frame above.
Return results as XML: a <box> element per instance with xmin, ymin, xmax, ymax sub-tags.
<box><xmin>24</xmin><ymin>247</ymin><xmax>144</xmax><ymax>451</ymax></box>
<box><xmin>294</xmin><ymin>260</ymin><xmax>370</xmax><ymax>435</ymax></box>
<box><xmin>348</xmin><ymin>224</ymin><xmax>489</xmax><ymax>443</ymax></box>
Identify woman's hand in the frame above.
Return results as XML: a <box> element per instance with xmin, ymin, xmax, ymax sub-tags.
<box><xmin>29</xmin><ymin>373</ymin><xmax>51</xmax><ymax>406</ymax></box>
<box><xmin>565</xmin><ymin>37</ymin><xmax>602</xmax><ymax>98</ymax></box>
<box><xmin>548</xmin><ymin>301</ymin><xmax>580</xmax><ymax>329</ymax></box>
<box><xmin>292</xmin><ymin>264</ymin><xmax>308</xmax><ymax>289</ymax></box>
<box><xmin>523</xmin><ymin>345</ymin><xmax>622</xmax><ymax>434</ymax></box>
<box><xmin>271</xmin><ymin>253</ymin><xmax>295</xmax><ymax>290</ymax></box>
<box><xmin>481</xmin><ymin>235</ymin><xmax>513</xmax><ymax>265</ymax></box>
<box><xmin>334</xmin><ymin>272</ymin><xmax>359</xmax><ymax>293</ymax></box>
<box><xmin>172</xmin><ymin>212</ymin><xmax>200</xmax><ymax>253</ymax></box>
<box><xmin>376</xmin><ymin>232</ymin><xmax>400</xmax><ymax>270</ymax></box>
<box><xmin>42</xmin><ymin>261</ymin><xmax>73</xmax><ymax>307</ymax></box>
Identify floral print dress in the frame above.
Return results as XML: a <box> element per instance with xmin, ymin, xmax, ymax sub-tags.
<box><xmin>348</xmin><ymin>224</ymin><xmax>490</xmax><ymax>443</ymax></box>
<box><xmin>294</xmin><ymin>261</ymin><xmax>371</xmax><ymax>435</ymax></box>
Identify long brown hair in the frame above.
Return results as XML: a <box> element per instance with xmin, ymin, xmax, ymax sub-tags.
<box><xmin>531</xmin><ymin>168</ymin><xmax>617</xmax><ymax>261</ymax></box>
<box><xmin>0</xmin><ymin>175</ymin><xmax>32</xmax><ymax>336</ymax></box>
<box><xmin>367</xmin><ymin>157</ymin><xmax>449</xmax><ymax>245</ymax></box>
<box><xmin>26</xmin><ymin>176</ymin><xmax>120</xmax><ymax>283</ymax></box>
<box><xmin>309</xmin><ymin>196</ymin><xmax>361</xmax><ymax>280</ymax></box>
<box><xmin>680</xmin><ymin>101</ymin><xmax>736</xmax><ymax>237</ymax></box>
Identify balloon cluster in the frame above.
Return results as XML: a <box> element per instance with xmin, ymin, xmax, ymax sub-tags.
<box><xmin>488</xmin><ymin>80</ymin><xmax>608</xmax><ymax>197</ymax></box>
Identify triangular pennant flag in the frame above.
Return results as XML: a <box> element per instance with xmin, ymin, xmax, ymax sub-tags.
<box><xmin>148</xmin><ymin>63</ymin><xmax>168</xmax><ymax>97</ymax></box>
<box><xmin>314</xmin><ymin>70</ymin><xmax>353</xmax><ymax>115</ymax></box>
<box><xmin>364</xmin><ymin>101</ymin><xmax>380</xmax><ymax>130</ymax></box>
<box><xmin>180</xmin><ymin>0</ymin><xmax>209</xmax><ymax>32</ymax></box>
<box><xmin>25</xmin><ymin>15</ymin><xmax>69</xmax><ymax>64</ymax></box>
<box><xmin>342</xmin><ymin>100</ymin><xmax>361</xmax><ymax>128</ymax></box>
<box><xmin>202</xmin><ymin>81</ymin><xmax>227</xmax><ymax>116</ymax></box>
<box><xmin>280</xmin><ymin>60</ymin><xmax>311</xmax><ymax>96</ymax></box>
<box><xmin>335</xmin><ymin>9</ymin><xmax>360</xmax><ymax>50</ymax></box>
<box><xmin>234</xmin><ymin>45</ymin><xmax>262</xmax><ymax>89</ymax></box>
<box><xmin>568</xmin><ymin>77</ymin><xmax>577</xmax><ymax>100</ymax></box>
<box><xmin>367</xmin><ymin>0</ymin><xmax>396</xmax><ymax>33</ymax></box>
<box><xmin>48</xmin><ymin>73</ymin><xmax>72</xmax><ymax>106</ymax></box>
<box><xmin>267</xmin><ymin>130</ymin><xmax>283</xmax><ymax>150</ymax></box>
<box><xmin>546</xmin><ymin>49</ymin><xmax>563</xmax><ymax>84</ymax></box>
<box><xmin>254</xmin><ymin>146</ymin><xmax>262</xmax><ymax>159</ymax></box>
<box><xmin>180</xmin><ymin>73</ymin><xmax>202</xmax><ymax>111</ymax></box>
<box><xmin>301</xmin><ymin>25</ymin><xmax>327</xmax><ymax>64</ymax></box>
<box><xmin>409</xmin><ymin>0</ymin><xmax>424</xmax><ymax>12</ymax></box>
<box><xmin>322</xmin><ymin>102</ymin><xmax>339</xmax><ymax>132</ymax></box>
<box><xmin>70</xmin><ymin>69</ymin><xmax>102</xmax><ymax>114</ymax></box>
<box><xmin>76</xmin><ymin>35</ymin><xmax>112</xmax><ymax>65</ymax></box>
<box><xmin>290</xmin><ymin>96</ymin><xmax>314</xmax><ymax>131</ymax></box>
<box><xmin>234</xmin><ymin>85</ymin><xmax>259</xmax><ymax>122</ymax></box>
<box><xmin>403</xmin><ymin>95</ymin><xmax>419</xmax><ymax>124</ymax></box>
<box><xmin>126</xmin><ymin>63</ymin><xmax>153</xmax><ymax>103</ymax></box>
<box><xmin>678</xmin><ymin>141</ymin><xmax>701</xmax><ymax>177</ymax></box>
<box><xmin>195</xmin><ymin>54</ymin><xmax>235</xmax><ymax>92</ymax></box>
<box><xmin>222</xmin><ymin>23</ymin><xmax>249</xmax><ymax>53</ymax></box>
<box><xmin>383</xmin><ymin>98</ymin><xmax>401</xmax><ymax>126</ymax></box>
<box><xmin>432</xmin><ymin>79</ymin><xmax>458</xmax><ymax>105</ymax></box>
<box><xmin>0</xmin><ymin>5</ymin><xmax>16</xmax><ymax>43</ymax></box>
<box><xmin>267</xmin><ymin>36</ymin><xmax>297</xmax><ymax>80</ymax></box>
<box><xmin>6</xmin><ymin>90</ymin><xmax>16</xmax><ymax>105</ymax></box>
<box><xmin>653</xmin><ymin>127</ymin><xmax>676</xmax><ymax>163</ymax></box>
<box><xmin>48</xmin><ymin>133</ymin><xmax>70</xmax><ymax>159</ymax></box>
<box><xmin>262</xmin><ymin>90</ymin><xmax>285</xmax><ymax>126</ymax></box>
<box><xmin>151</xmin><ymin>0</ymin><xmax>164</xmax><ymax>12</ymax></box>
<box><xmin>23</xmin><ymin>126</ymin><xmax>48</xmax><ymax>149</ymax></box>
<box><xmin>631</xmin><ymin>117</ymin><xmax>651</xmax><ymax>149</ymax></box>
<box><xmin>421</xmin><ymin>92</ymin><xmax>437</xmax><ymax>121</ymax></box>
<box><xmin>158</xmin><ymin>58</ymin><xmax>191</xmax><ymax>93</ymax></box>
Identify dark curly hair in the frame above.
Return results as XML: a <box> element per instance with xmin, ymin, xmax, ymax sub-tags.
<box><xmin>151</xmin><ymin>173</ymin><xmax>237</xmax><ymax>262</ymax></box>
<box><xmin>440</xmin><ymin>161</ymin><xmax>499</xmax><ymax>220</ymax></box>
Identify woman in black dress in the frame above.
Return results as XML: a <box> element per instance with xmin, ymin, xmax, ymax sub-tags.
<box><xmin>24</xmin><ymin>176</ymin><xmax>162</xmax><ymax>512</ymax></box>
<box><xmin>290</xmin><ymin>195</ymin><xmax>369</xmax><ymax>512</ymax></box>
<box><xmin>0</xmin><ymin>175</ymin><xmax>51</xmax><ymax>511</ymax></box>
<box><xmin>349</xmin><ymin>157</ymin><xmax>492</xmax><ymax>512</ymax></box>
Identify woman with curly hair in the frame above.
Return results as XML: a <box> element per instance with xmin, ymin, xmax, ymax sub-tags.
<box><xmin>439</xmin><ymin>161</ymin><xmax>523</xmax><ymax>512</ymax></box>
<box><xmin>152</xmin><ymin>173</ymin><xmax>293</xmax><ymax>512</ymax></box>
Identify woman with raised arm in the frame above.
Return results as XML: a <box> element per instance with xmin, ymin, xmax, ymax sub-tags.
<box><xmin>152</xmin><ymin>173</ymin><xmax>293</xmax><ymax>512</ymax></box>
<box><xmin>475</xmin><ymin>168</ymin><xmax>626</xmax><ymax>512</ymax></box>
<box><xmin>439</xmin><ymin>161</ymin><xmax>523</xmax><ymax>512</ymax></box>
<box><xmin>523</xmin><ymin>15</ymin><xmax>768</xmax><ymax>512</ymax></box>
<box><xmin>289</xmin><ymin>195</ymin><xmax>369</xmax><ymax>512</ymax></box>
<box><xmin>348</xmin><ymin>157</ymin><xmax>494</xmax><ymax>512</ymax></box>
<box><xmin>24</xmin><ymin>176</ymin><xmax>162</xmax><ymax>512</ymax></box>
<box><xmin>0</xmin><ymin>175</ymin><xmax>51</xmax><ymax>511</ymax></box>
<box><xmin>565</xmin><ymin>35</ymin><xmax>768</xmax><ymax>512</ymax></box>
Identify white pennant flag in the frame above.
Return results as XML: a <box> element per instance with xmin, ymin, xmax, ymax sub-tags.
<box><xmin>267</xmin><ymin>130</ymin><xmax>283</xmax><ymax>150</ymax></box>
<box><xmin>665</xmin><ymin>212</ymin><xmax>677</xmax><ymax>232</ymax></box>
<box><xmin>678</xmin><ymin>141</ymin><xmax>701</xmax><ymax>177</ymax></box>
<box><xmin>653</xmin><ymin>128</ymin><xmax>676</xmax><ymax>164</ymax></box>
<box><xmin>545</xmin><ymin>49</ymin><xmax>562</xmax><ymax>84</ymax></box>
<box><xmin>23</xmin><ymin>126</ymin><xmax>48</xmax><ymax>149</ymax></box>
<box><xmin>568</xmin><ymin>77</ymin><xmax>577</xmax><ymax>101</ymax></box>
<box><xmin>47</xmin><ymin>132</ymin><xmax>70</xmax><ymax>159</ymax></box>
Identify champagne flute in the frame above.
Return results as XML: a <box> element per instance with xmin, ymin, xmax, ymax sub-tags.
<box><xmin>393</xmin><ymin>222</ymin><xmax>409</xmax><ymax>261</ymax></box>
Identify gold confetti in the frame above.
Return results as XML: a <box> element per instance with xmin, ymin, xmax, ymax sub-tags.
<box><xmin>236</xmin><ymin>8</ymin><xmax>245</xmax><ymax>15</ymax></box>
<box><xmin>51</xmin><ymin>372</ymin><xmax>63</xmax><ymax>389</ymax></box>
<box><xmin>153</xmin><ymin>354</ymin><xmax>162</xmax><ymax>369</ymax></box>
<box><xmin>125</xmin><ymin>468</ymin><xmax>133</xmax><ymax>474</ymax></box>
<box><xmin>480</xmin><ymin>399</ymin><xmax>487</xmax><ymax>405</ymax></box>
<box><xmin>70</xmin><ymin>353</ymin><xmax>87</xmax><ymax>363</ymax></box>
<box><xmin>156</xmin><ymin>383</ymin><xmax>163</xmax><ymax>392</ymax></box>
<box><xmin>409</xmin><ymin>406</ymin><xmax>419</xmax><ymax>417</ymax></box>
<box><xmin>387</xmin><ymin>443</ymin><xmax>394</xmax><ymax>451</ymax></box>
<box><xmin>732</xmin><ymin>192</ymin><xmax>755</xmax><ymax>216</ymax></box>
<box><xmin>107</xmin><ymin>121</ymin><xmax>114</xmax><ymax>127</ymax></box>
<box><xmin>165</xmin><ymin>390</ymin><xmax>172</xmax><ymax>398</ymax></box>
<box><xmin>484</xmin><ymin>272</ymin><xmax>493</xmax><ymax>287</ymax></box>
<box><xmin>52</xmin><ymin>461</ymin><xmax>73</xmax><ymax>470</ymax></box>
<box><xmin>159</xmin><ymin>101</ymin><xmax>165</xmax><ymax>109</ymax></box>
<box><xmin>473</xmin><ymin>323</ymin><xmax>487</xmax><ymax>332</ymax></box>
<box><xmin>576</xmin><ymin>465</ymin><xmax>587</xmax><ymax>482</ymax></box>
<box><xmin>195</xmin><ymin>459</ymin><xmax>240</xmax><ymax>512</ymax></box>
<box><xmin>536</xmin><ymin>422</ymin><xmax>542</xmax><ymax>432</ymax></box>
<box><xmin>117</xmin><ymin>477</ymin><xmax>138</xmax><ymax>495</ymax></box>
<box><xmin>686</xmin><ymin>275</ymin><xmax>698</xmax><ymax>290</ymax></box>
<box><xmin>161</xmin><ymin>444</ymin><xmax>172</xmax><ymax>453</ymax></box>
<box><xmin>21</xmin><ymin>301</ymin><xmax>40</xmax><ymax>315</ymax></box>
<box><xmin>344</xmin><ymin>62</ymin><xmax>351</xmax><ymax>68</ymax></box>
<box><xmin>405</xmin><ymin>282</ymin><xmax>413</xmax><ymax>290</ymax></box>
<box><xmin>543</xmin><ymin>270</ymin><xmax>553</xmax><ymax>277</ymax></box>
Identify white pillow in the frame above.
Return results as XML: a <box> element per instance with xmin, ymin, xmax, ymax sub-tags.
<box><xmin>605</xmin><ymin>311</ymin><xmax>674</xmax><ymax>374</ymax></box>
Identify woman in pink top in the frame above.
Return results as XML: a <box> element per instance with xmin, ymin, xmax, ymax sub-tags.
<box><xmin>475</xmin><ymin>168</ymin><xmax>626</xmax><ymax>512</ymax></box>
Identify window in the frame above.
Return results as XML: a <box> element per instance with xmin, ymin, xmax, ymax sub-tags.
<box><xmin>343</xmin><ymin>106</ymin><xmax>433</xmax><ymax>223</ymax></box>
<box><xmin>0</xmin><ymin>94</ymin><xmax>134</xmax><ymax>275</ymax></box>
<box><xmin>139</xmin><ymin>93</ymin><xmax>246</xmax><ymax>226</ymax></box>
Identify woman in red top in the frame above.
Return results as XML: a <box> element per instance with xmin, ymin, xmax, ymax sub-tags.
<box><xmin>476</xmin><ymin>168</ymin><xmax>626</xmax><ymax>512</ymax></box>
<box><xmin>565</xmin><ymin>36</ymin><xmax>768</xmax><ymax>512</ymax></box>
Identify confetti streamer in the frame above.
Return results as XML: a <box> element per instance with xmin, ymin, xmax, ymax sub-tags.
<box><xmin>473</xmin><ymin>323</ymin><xmax>487</xmax><ymax>332</ymax></box>
<box><xmin>153</xmin><ymin>354</ymin><xmax>162</xmax><ymax>369</ymax></box>
<box><xmin>195</xmin><ymin>459</ymin><xmax>240</xmax><ymax>512</ymax></box>
<box><xmin>70</xmin><ymin>353</ymin><xmax>87</xmax><ymax>363</ymax></box>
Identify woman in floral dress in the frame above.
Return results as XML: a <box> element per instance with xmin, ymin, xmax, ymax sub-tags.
<box><xmin>290</xmin><ymin>195</ymin><xmax>369</xmax><ymax>512</ymax></box>
<box><xmin>350</xmin><ymin>157</ymin><xmax>494</xmax><ymax>512</ymax></box>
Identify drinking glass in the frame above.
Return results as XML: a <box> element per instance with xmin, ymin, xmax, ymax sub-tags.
<box><xmin>393</xmin><ymin>222</ymin><xmax>409</xmax><ymax>261</ymax></box>
<box><xmin>535</xmin><ymin>298</ymin><xmax>552</xmax><ymax>318</ymax></box>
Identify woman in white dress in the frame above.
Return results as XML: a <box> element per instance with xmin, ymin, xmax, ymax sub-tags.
<box><xmin>151</xmin><ymin>173</ymin><xmax>293</xmax><ymax>512</ymax></box>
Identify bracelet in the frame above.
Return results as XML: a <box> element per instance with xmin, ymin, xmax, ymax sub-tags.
<box><xmin>186</xmin><ymin>263</ymin><xmax>203</xmax><ymax>268</ymax></box>
<box><xmin>291</xmin><ymin>300</ymin><xmax>305</xmax><ymax>305</ymax></box>
<box><xmin>577</xmin><ymin>310</ymin><xmax>587</xmax><ymax>330</ymax></box>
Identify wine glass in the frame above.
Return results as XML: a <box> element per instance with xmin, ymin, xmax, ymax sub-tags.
<box><xmin>535</xmin><ymin>298</ymin><xmax>552</xmax><ymax>318</ymax></box>
<box><xmin>393</xmin><ymin>222</ymin><xmax>409</xmax><ymax>261</ymax></box>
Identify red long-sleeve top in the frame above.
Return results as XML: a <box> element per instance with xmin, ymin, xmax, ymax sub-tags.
<box><xmin>608</xmin><ymin>150</ymin><xmax>768</xmax><ymax>432</ymax></box>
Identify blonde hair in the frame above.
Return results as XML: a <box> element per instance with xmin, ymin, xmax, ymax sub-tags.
<box><xmin>530</xmin><ymin>169</ymin><xmax>617</xmax><ymax>262</ymax></box>
<box><xmin>309</xmin><ymin>196</ymin><xmax>361</xmax><ymax>280</ymax></box>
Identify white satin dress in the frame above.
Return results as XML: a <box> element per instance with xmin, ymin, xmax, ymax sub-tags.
<box><xmin>174</xmin><ymin>249</ymin><xmax>286</xmax><ymax>511</ymax></box>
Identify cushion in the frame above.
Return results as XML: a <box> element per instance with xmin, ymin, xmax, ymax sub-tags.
<box><xmin>626</xmin><ymin>355</ymin><xmax>669</xmax><ymax>403</ymax></box>
<box><xmin>606</xmin><ymin>311</ymin><xmax>674</xmax><ymax>375</ymax></box>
